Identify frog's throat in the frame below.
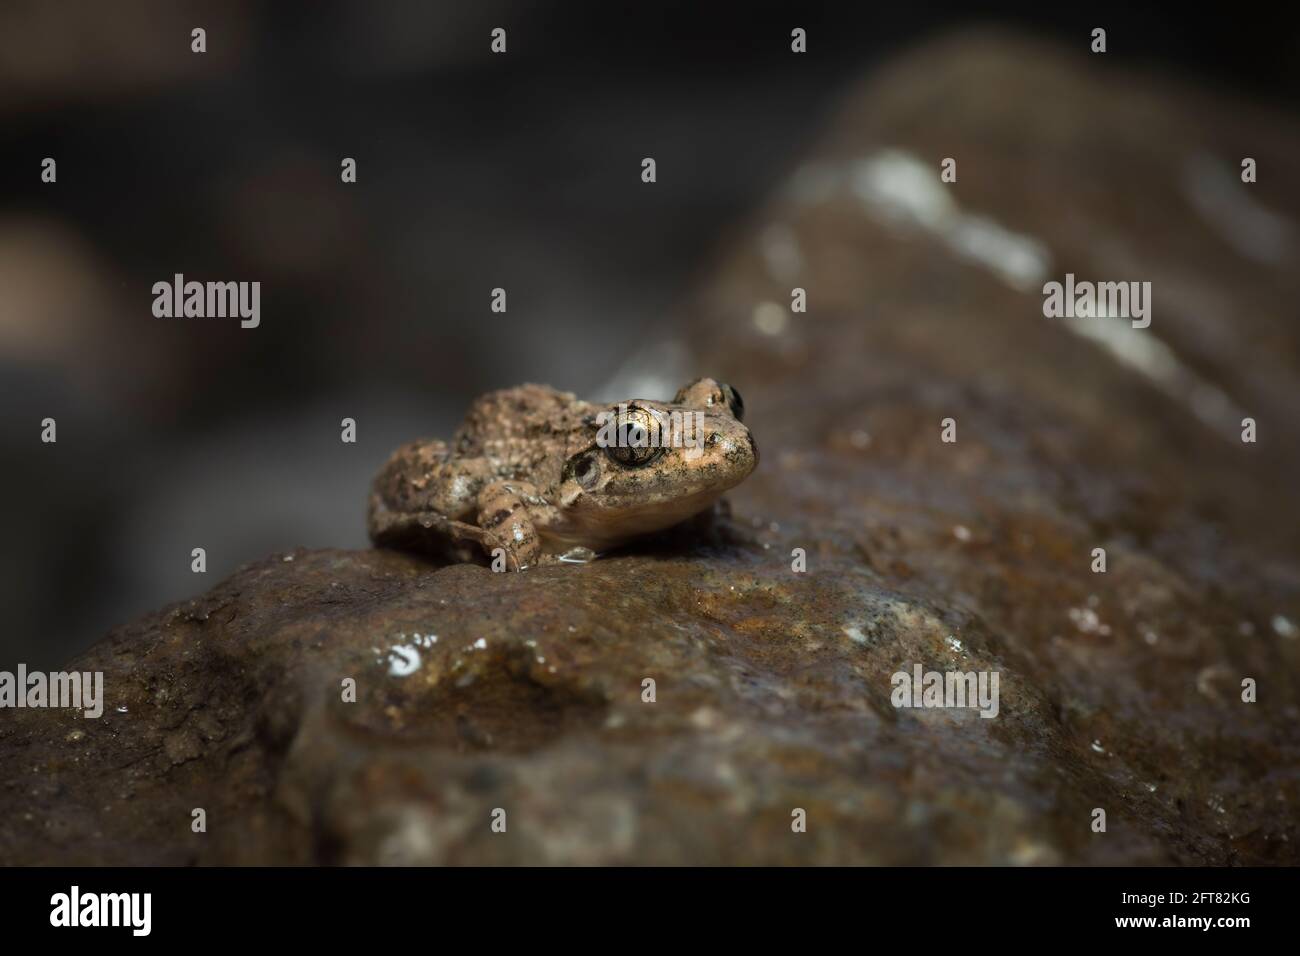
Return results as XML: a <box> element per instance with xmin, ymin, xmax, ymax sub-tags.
<box><xmin>542</xmin><ymin>487</ymin><xmax>726</xmax><ymax>550</ymax></box>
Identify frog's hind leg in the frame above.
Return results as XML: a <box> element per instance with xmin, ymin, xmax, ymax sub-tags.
<box><xmin>371</xmin><ymin>440</ymin><xmax>494</xmax><ymax>521</ymax></box>
<box><xmin>368</xmin><ymin>491</ymin><xmax>504</xmax><ymax>566</ymax></box>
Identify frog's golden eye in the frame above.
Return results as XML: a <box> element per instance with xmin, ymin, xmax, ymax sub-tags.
<box><xmin>599</xmin><ymin>408</ymin><xmax>664</xmax><ymax>467</ymax></box>
<box><xmin>607</xmin><ymin>441</ymin><xmax>662</xmax><ymax>466</ymax></box>
<box><xmin>606</xmin><ymin>419</ymin><xmax>663</xmax><ymax>466</ymax></box>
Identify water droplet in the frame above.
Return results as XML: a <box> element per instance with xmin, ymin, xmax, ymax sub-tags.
<box><xmin>843</xmin><ymin>625</ymin><xmax>868</xmax><ymax>645</ymax></box>
<box><xmin>387</xmin><ymin>646</ymin><xmax>420</xmax><ymax>677</ymax></box>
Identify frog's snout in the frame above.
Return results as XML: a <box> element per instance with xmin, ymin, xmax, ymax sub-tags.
<box><xmin>707</xmin><ymin>424</ymin><xmax>758</xmax><ymax>479</ymax></box>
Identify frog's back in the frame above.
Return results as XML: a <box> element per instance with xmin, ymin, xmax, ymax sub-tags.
<box><xmin>453</xmin><ymin>384</ymin><xmax>597</xmax><ymax>488</ymax></box>
<box><xmin>452</xmin><ymin>384</ymin><xmax>583</xmax><ymax>450</ymax></box>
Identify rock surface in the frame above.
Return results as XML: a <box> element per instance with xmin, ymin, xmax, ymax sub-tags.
<box><xmin>3</xmin><ymin>31</ymin><xmax>1299</xmax><ymax>864</ymax></box>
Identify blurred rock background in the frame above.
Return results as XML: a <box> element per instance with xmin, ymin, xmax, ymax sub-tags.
<box><xmin>1</xmin><ymin>1</ymin><xmax>1298</xmax><ymax>669</ymax></box>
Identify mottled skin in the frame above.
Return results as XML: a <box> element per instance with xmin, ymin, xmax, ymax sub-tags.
<box><xmin>368</xmin><ymin>378</ymin><xmax>757</xmax><ymax>570</ymax></box>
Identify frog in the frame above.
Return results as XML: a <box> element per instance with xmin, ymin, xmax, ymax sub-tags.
<box><xmin>367</xmin><ymin>377</ymin><xmax>756</xmax><ymax>570</ymax></box>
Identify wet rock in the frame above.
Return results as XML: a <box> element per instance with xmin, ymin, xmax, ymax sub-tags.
<box><xmin>2</xmin><ymin>31</ymin><xmax>1298</xmax><ymax>864</ymax></box>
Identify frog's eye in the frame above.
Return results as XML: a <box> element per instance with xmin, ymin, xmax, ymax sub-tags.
<box><xmin>673</xmin><ymin>377</ymin><xmax>744</xmax><ymax>421</ymax></box>
<box><xmin>606</xmin><ymin>419</ymin><xmax>663</xmax><ymax>467</ymax></box>
<box><xmin>599</xmin><ymin>408</ymin><xmax>664</xmax><ymax>467</ymax></box>
<box><xmin>607</xmin><ymin>442</ymin><xmax>662</xmax><ymax>466</ymax></box>
<box><xmin>719</xmin><ymin>383</ymin><xmax>744</xmax><ymax>422</ymax></box>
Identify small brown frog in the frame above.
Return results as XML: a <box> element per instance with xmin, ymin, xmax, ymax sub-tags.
<box><xmin>368</xmin><ymin>378</ymin><xmax>756</xmax><ymax>570</ymax></box>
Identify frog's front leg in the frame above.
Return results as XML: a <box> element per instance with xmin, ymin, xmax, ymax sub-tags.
<box><xmin>476</xmin><ymin>480</ymin><xmax>547</xmax><ymax>570</ymax></box>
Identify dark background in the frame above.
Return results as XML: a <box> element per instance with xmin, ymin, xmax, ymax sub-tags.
<box><xmin>2</xmin><ymin>1</ymin><xmax>1297</xmax><ymax>669</ymax></box>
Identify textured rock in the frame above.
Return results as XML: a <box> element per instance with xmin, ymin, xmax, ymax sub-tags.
<box><xmin>2</xmin><ymin>31</ymin><xmax>1299</xmax><ymax>864</ymax></box>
